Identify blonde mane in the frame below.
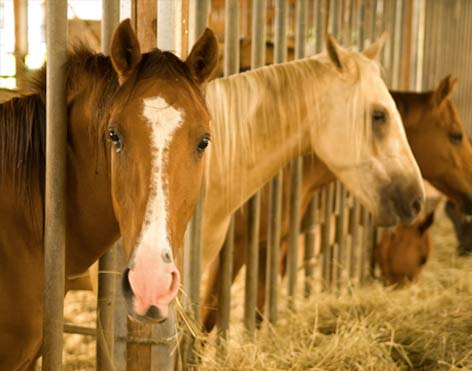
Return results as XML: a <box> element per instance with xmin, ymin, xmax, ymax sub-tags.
<box><xmin>204</xmin><ymin>48</ymin><xmax>378</xmax><ymax>213</ymax></box>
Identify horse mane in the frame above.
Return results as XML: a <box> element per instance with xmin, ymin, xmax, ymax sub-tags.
<box><xmin>0</xmin><ymin>43</ymin><xmax>201</xmax><ymax>212</ymax></box>
<box><xmin>204</xmin><ymin>49</ymin><xmax>371</xmax><ymax>206</ymax></box>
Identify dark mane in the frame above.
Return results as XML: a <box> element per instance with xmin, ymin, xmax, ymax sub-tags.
<box><xmin>0</xmin><ymin>43</ymin><xmax>201</xmax><ymax>211</ymax></box>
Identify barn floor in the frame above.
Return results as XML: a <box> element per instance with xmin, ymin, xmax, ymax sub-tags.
<box><xmin>54</xmin><ymin>203</ymin><xmax>472</xmax><ymax>370</ymax></box>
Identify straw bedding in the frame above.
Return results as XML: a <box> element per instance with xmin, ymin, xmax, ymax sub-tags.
<box><xmin>58</xmin><ymin>205</ymin><xmax>472</xmax><ymax>370</ymax></box>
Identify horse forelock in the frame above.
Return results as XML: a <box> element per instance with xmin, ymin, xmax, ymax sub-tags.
<box><xmin>0</xmin><ymin>44</ymin><xmax>206</xmax><ymax>216</ymax></box>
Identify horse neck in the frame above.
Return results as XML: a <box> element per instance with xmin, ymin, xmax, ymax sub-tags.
<box><xmin>204</xmin><ymin>58</ymin><xmax>328</xmax><ymax>221</ymax></box>
<box><xmin>65</xmin><ymin>73</ymin><xmax>120</xmax><ymax>275</ymax></box>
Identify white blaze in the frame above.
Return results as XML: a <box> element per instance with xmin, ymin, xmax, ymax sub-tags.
<box><xmin>135</xmin><ymin>96</ymin><xmax>183</xmax><ymax>262</ymax></box>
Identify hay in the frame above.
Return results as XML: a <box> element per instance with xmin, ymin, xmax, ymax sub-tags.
<box><xmin>199</xmin><ymin>206</ymin><xmax>472</xmax><ymax>371</ymax></box>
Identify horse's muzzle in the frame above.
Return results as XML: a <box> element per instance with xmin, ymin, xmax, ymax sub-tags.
<box><xmin>377</xmin><ymin>180</ymin><xmax>424</xmax><ymax>226</ymax></box>
<box><xmin>122</xmin><ymin>268</ymin><xmax>179</xmax><ymax>323</ymax></box>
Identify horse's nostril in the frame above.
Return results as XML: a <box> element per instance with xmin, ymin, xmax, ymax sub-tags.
<box><xmin>411</xmin><ymin>196</ymin><xmax>423</xmax><ymax>215</ymax></box>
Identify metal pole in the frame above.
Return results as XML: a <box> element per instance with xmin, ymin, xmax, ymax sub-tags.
<box><xmin>266</xmin><ymin>0</ymin><xmax>287</xmax><ymax>325</ymax></box>
<box><xmin>303</xmin><ymin>196</ymin><xmax>318</xmax><ymax>298</ymax></box>
<box><xmin>217</xmin><ymin>0</ymin><xmax>239</xmax><ymax>346</ymax></box>
<box><xmin>334</xmin><ymin>182</ymin><xmax>346</xmax><ymax>293</ymax></box>
<box><xmin>287</xmin><ymin>0</ymin><xmax>307</xmax><ymax>311</ymax></box>
<box><xmin>13</xmin><ymin>0</ymin><xmax>27</xmax><ymax>89</ymax></box>
<box><xmin>348</xmin><ymin>198</ymin><xmax>360</xmax><ymax>286</ymax></box>
<box><xmin>217</xmin><ymin>220</ymin><xmax>234</xmax><ymax>348</ymax></box>
<box><xmin>96</xmin><ymin>3</ymin><xmax>120</xmax><ymax>371</ymax></box>
<box><xmin>157</xmin><ymin>1</ymin><xmax>178</xmax><ymax>53</ymax></box>
<box><xmin>321</xmin><ymin>184</ymin><xmax>334</xmax><ymax>291</ymax></box>
<box><xmin>244</xmin><ymin>0</ymin><xmax>265</xmax><ymax>336</ymax></box>
<box><xmin>43</xmin><ymin>0</ymin><xmax>67</xmax><ymax>369</ymax></box>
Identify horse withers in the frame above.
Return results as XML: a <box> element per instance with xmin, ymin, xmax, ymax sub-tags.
<box><xmin>0</xmin><ymin>19</ymin><xmax>218</xmax><ymax>369</ymax></box>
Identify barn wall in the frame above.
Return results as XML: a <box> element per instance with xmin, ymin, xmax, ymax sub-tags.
<box><xmin>422</xmin><ymin>0</ymin><xmax>472</xmax><ymax>135</ymax></box>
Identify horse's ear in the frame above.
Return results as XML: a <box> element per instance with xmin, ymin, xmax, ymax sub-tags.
<box><xmin>362</xmin><ymin>32</ymin><xmax>388</xmax><ymax>60</ymax></box>
<box><xmin>186</xmin><ymin>28</ymin><xmax>219</xmax><ymax>85</ymax></box>
<box><xmin>418</xmin><ymin>211</ymin><xmax>435</xmax><ymax>235</ymax></box>
<box><xmin>325</xmin><ymin>33</ymin><xmax>344</xmax><ymax>72</ymax></box>
<box><xmin>433</xmin><ymin>75</ymin><xmax>458</xmax><ymax>107</ymax></box>
<box><xmin>110</xmin><ymin>19</ymin><xmax>142</xmax><ymax>85</ymax></box>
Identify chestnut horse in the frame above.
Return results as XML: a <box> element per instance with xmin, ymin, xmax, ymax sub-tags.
<box><xmin>69</xmin><ymin>34</ymin><xmax>424</xmax><ymax>332</ymax></box>
<box><xmin>375</xmin><ymin>211</ymin><xmax>434</xmax><ymax>286</ymax></box>
<box><xmin>202</xmin><ymin>75</ymin><xmax>472</xmax><ymax>331</ymax></box>
<box><xmin>0</xmin><ymin>20</ymin><xmax>218</xmax><ymax>370</ymax></box>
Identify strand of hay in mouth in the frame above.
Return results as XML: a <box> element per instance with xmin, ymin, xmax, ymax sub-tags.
<box><xmin>199</xmin><ymin>209</ymin><xmax>472</xmax><ymax>371</ymax></box>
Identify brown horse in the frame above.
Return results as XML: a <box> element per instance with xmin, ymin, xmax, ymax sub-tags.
<box><xmin>375</xmin><ymin>211</ymin><xmax>434</xmax><ymax>286</ymax></box>
<box><xmin>0</xmin><ymin>19</ymin><xmax>218</xmax><ymax>369</ymax></box>
<box><xmin>201</xmin><ymin>75</ymin><xmax>472</xmax><ymax>332</ymax></box>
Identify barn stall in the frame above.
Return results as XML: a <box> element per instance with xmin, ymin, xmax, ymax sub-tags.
<box><xmin>1</xmin><ymin>0</ymin><xmax>472</xmax><ymax>370</ymax></box>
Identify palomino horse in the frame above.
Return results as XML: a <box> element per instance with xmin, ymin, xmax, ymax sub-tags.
<box><xmin>69</xmin><ymin>34</ymin><xmax>424</xmax><ymax>332</ymax></box>
<box><xmin>196</xmin><ymin>34</ymin><xmax>424</xmax><ymax>276</ymax></box>
<box><xmin>0</xmin><ymin>19</ymin><xmax>218</xmax><ymax>369</ymax></box>
<box><xmin>201</xmin><ymin>75</ymin><xmax>472</xmax><ymax>331</ymax></box>
<box><xmin>445</xmin><ymin>200</ymin><xmax>472</xmax><ymax>255</ymax></box>
<box><xmin>375</xmin><ymin>211</ymin><xmax>434</xmax><ymax>286</ymax></box>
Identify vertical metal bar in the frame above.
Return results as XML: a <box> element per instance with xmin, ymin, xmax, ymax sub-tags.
<box><xmin>265</xmin><ymin>0</ymin><xmax>287</xmax><ymax>325</ymax></box>
<box><xmin>287</xmin><ymin>0</ymin><xmax>307</xmax><ymax>311</ymax></box>
<box><xmin>359</xmin><ymin>207</ymin><xmax>369</xmax><ymax>284</ymax></box>
<box><xmin>189</xmin><ymin>0</ymin><xmax>210</xmax><ymax>46</ymax></box>
<box><xmin>391</xmin><ymin>0</ymin><xmax>403</xmax><ymax>89</ymax></box>
<box><xmin>244</xmin><ymin>0</ymin><xmax>265</xmax><ymax>336</ymax></box>
<box><xmin>43</xmin><ymin>0</ymin><xmax>67</xmax><ymax>369</ymax></box>
<box><xmin>158</xmin><ymin>1</ymin><xmax>182</xmax><ymax>56</ymax></box>
<box><xmin>266</xmin><ymin>173</ymin><xmax>284</xmax><ymax>323</ymax></box>
<box><xmin>182</xmin><ymin>0</ymin><xmax>208</xmax><ymax>329</ymax></box>
<box><xmin>217</xmin><ymin>0</ymin><xmax>239</xmax><ymax>344</ymax></box>
<box><xmin>304</xmin><ymin>196</ymin><xmax>318</xmax><ymax>297</ymax></box>
<box><xmin>217</xmin><ymin>220</ymin><xmax>234</xmax><ymax>345</ymax></box>
<box><xmin>96</xmin><ymin>3</ymin><xmax>120</xmax><ymax>371</ymax></box>
<box><xmin>348</xmin><ymin>198</ymin><xmax>360</xmax><ymax>285</ymax></box>
<box><xmin>334</xmin><ymin>182</ymin><xmax>346</xmax><ymax>293</ymax></box>
<box><xmin>13</xmin><ymin>0</ymin><xmax>28</xmax><ymax>89</ymax></box>
<box><xmin>321</xmin><ymin>184</ymin><xmax>334</xmax><ymax>291</ymax></box>
<box><xmin>113</xmin><ymin>244</ymin><xmax>127</xmax><ymax>371</ymax></box>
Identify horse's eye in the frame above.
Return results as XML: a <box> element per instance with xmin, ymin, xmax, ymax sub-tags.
<box><xmin>372</xmin><ymin>109</ymin><xmax>387</xmax><ymax>125</ymax></box>
<box><xmin>449</xmin><ymin>132</ymin><xmax>463</xmax><ymax>144</ymax></box>
<box><xmin>197</xmin><ymin>135</ymin><xmax>210</xmax><ymax>154</ymax></box>
<box><xmin>108</xmin><ymin>128</ymin><xmax>123</xmax><ymax>153</ymax></box>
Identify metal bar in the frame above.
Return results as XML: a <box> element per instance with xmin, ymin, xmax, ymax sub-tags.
<box><xmin>244</xmin><ymin>0</ymin><xmax>265</xmax><ymax>336</ymax></box>
<box><xmin>334</xmin><ymin>182</ymin><xmax>346</xmax><ymax>293</ymax></box>
<box><xmin>286</xmin><ymin>0</ymin><xmax>307</xmax><ymax>311</ymax></box>
<box><xmin>113</xmin><ymin>243</ymin><xmax>127</xmax><ymax>370</ymax></box>
<box><xmin>321</xmin><ymin>185</ymin><xmax>334</xmax><ymax>291</ymax></box>
<box><xmin>265</xmin><ymin>0</ymin><xmax>287</xmax><ymax>324</ymax></box>
<box><xmin>13</xmin><ymin>0</ymin><xmax>27</xmax><ymax>89</ymax></box>
<box><xmin>180</xmin><ymin>2</ymin><xmax>207</xmax><ymax>367</ymax></box>
<box><xmin>189</xmin><ymin>0</ymin><xmax>210</xmax><ymax>46</ymax></box>
<box><xmin>158</xmin><ymin>1</ymin><xmax>177</xmax><ymax>52</ymax></box>
<box><xmin>348</xmin><ymin>198</ymin><xmax>360</xmax><ymax>285</ymax></box>
<box><xmin>266</xmin><ymin>171</ymin><xmax>284</xmax><ymax>324</ymax></box>
<box><xmin>304</xmin><ymin>196</ymin><xmax>318</xmax><ymax>298</ymax></box>
<box><xmin>42</xmin><ymin>0</ymin><xmax>67</xmax><ymax>369</ymax></box>
<box><xmin>96</xmin><ymin>4</ymin><xmax>120</xmax><ymax>371</ymax></box>
<box><xmin>216</xmin><ymin>219</ymin><xmax>234</xmax><ymax>345</ymax></box>
<box><xmin>147</xmin><ymin>5</ymin><xmax>182</xmax><ymax>370</ymax></box>
<box><xmin>217</xmin><ymin>0</ymin><xmax>239</xmax><ymax>347</ymax></box>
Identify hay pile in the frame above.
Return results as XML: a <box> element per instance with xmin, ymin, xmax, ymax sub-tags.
<box><xmin>199</xmin><ymin>207</ymin><xmax>472</xmax><ymax>371</ymax></box>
